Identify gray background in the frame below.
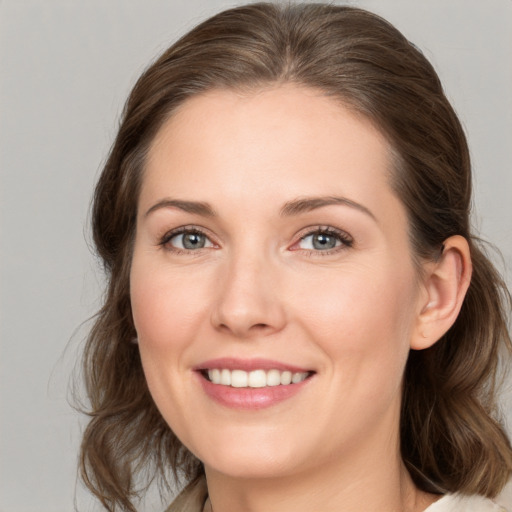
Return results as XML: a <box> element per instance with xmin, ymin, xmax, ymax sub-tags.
<box><xmin>1</xmin><ymin>1</ymin><xmax>511</xmax><ymax>511</ymax></box>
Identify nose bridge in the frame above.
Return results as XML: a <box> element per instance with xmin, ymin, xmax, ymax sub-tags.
<box><xmin>211</xmin><ymin>241</ymin><xmax>285</xmax><ymax>338</ymax></box>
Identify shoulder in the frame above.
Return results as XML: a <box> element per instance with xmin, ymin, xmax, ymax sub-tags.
<box><xmin>165</xmin><ymin>477</ymin><xmax>208</xmax><ymax>512</ymax></box>
<box><xmin>425</xmin><ymin>493</ymin><xmax>509</xmax><ymax>512</ymax></box>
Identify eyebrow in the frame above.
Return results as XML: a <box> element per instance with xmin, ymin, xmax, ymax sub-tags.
<box><xmin>145</xmin><ymin>199</ymin><xmax>216</xmax><ymax>218</ymax></box>
<box><xmin>144</xmin><ymin>195</ymin><xmax>376</xmax><ymax>221</ymax></box>
<box><xmin>280</xmin><ymin>196</ymin><xmax>376</xmax><ymax>221</ymax></box>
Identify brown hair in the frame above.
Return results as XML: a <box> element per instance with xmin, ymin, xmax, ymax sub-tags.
<box><xmin>80</xmin><ymin>3</ymin><xmax>512</xmax><ymax>510</ymax></box>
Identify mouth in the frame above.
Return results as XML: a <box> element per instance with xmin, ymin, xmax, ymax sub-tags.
<box><xmin>194</xmin><ymin>358</ymin><xmax>316</xmax><ymax>408</ymax></box>
<box><xmin>200</xmin><ymin>368</ymin><xmax>314</xmax><ymax>388</ymax></box>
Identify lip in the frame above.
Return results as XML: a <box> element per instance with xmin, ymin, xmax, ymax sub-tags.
<box><xmin>194</xmin><ymin>357</ymin><xmax>312</xmax><ymax>373</ymax></box>
<box><xmin>194</xmin><ymin>358</ymin><xmax>315</xmax><ymax>410</ymax></box>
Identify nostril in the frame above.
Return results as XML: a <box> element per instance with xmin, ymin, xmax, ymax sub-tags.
<box><xmin>216</xmin><ymin>321</ymin><xmax>274</xmax><ymax>338</ymax></box>
<box><xmin>249</xmin><ymin>323</ymin><xmax>273</xmax><ymax>333</ymax></box>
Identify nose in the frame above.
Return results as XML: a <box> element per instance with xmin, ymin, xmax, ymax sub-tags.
<box><xmin>210</xmin><ymin>250</ymin><xmax>287</xmax><ymax>339</ymax></box>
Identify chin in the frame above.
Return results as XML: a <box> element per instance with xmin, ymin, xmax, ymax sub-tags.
<box><xmin>195</xmin><ymin>432</ymin><xmax>298</xmax><ymax>480</ymax></box>
<box><xmin>205</xmin><ymin>455</ymin><xmax>295</xmax><ymax>480</ymax></box>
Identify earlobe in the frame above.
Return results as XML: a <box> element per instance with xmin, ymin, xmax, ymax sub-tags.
<box><xmin>411</xmin><ymin>235</ymin><xmax>472</xmax><ymax>350</ymax></box>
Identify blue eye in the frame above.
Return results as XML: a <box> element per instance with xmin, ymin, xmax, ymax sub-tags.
<box><xmin>297</xmin><ymin>229</ymin><xmax>352</xmax><ymax>252</ymax></box>
<box><xmin>165</xmin><ymin>230</ymin><xmax>214</xmax><ymax>250</ymax></box>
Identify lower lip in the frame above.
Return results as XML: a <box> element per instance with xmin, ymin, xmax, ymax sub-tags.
<box><xmin>197</xmin><ymin>373</ymin><xmax>312</xmax><ymax>410</ymax></box>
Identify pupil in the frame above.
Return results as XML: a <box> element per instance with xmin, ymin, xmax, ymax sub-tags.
<box><xmin>183</xmin><ymin>233</ymin><xmax>204</xmax><ymax>249</ymax></box>
<box><xmin>313</xmin><ymin>233</ymin><xmax>336</xmax><ymax>250</ymax></box>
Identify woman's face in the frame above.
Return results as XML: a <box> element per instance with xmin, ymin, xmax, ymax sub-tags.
<box><xmin>130</xmin><ymin>85</ymin><xmax>427</xmax><ymax>480</ymax></box>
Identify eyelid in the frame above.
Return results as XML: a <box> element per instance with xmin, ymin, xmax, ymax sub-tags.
<box><xmin>289</xmin><ymin>225</ymin><xmax>354</xmax><ymax>254</ymax></box>
<box><xmin>158</xmin><ymin>225</ymin><xmax>218</xmax><ymax>252</ymax></box>
<box><xmin>156</xmin><ymin>224</ymin><xmax>353</xmax><ymax>255</ymax></box>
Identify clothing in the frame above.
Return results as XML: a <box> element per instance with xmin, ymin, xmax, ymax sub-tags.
<box><xmin>166</xmin><ymin>477</ymin><xmax>207</xmax><ymax>512</ymax></box>
<box><xmin>425</xmin><ymin>493</ymin><xmax>507</xmax><ymax>511</ymax></box>
<box><xmin>165</xmin><ymin>476</ymin><xmax>509</xmax><ymax>512</ymax></box>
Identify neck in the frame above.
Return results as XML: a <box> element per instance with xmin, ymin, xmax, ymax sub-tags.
<box><xmin>204</xmin><ymin>434</ymin><xmax>437</xmax><ymax>512</ymax></box>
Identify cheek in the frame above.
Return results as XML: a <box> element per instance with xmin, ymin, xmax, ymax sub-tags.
<box><xmin>292</xmin><ymin>262</ymin><xmax>418</xmax><ymax>383</ymax></box>
<box><xmin>129</xmin><ymin>262</ymin><xmax>210</xmax><ymax>432</ymax></box>
<box><xmin>130</xmin><ymin>263</ymin><xmax>211</xmax><ymax>351</ymax></box>
<box><xmin>129</xmin><ymin>262</ymin><xmax>206</xmax><ymax>420</ymax></box>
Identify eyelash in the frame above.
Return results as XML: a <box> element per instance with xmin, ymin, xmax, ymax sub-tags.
<box><xmin>292</xmin><ymin>226</ymin><xmax>353</xmax><ymax>256</ymax></box>
<box><xmin>158</xmin><ymin>225</ymin><xmax>353</xmax><ymax>256</ymax></box>
<box><xmin>158</xmin><ymin>226</ymin><xmax>214</xmax><ymax>255</ymax></box>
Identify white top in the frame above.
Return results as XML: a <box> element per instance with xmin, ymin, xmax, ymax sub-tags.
<box><xmin>167</xmin><ymin>477</ymin><xmax>510</xmax><ymax>511</ymax></box>
<box><xmin>424</xmin><ymin>493</ymin><xmax>508</xmax><ymax>511</ymax></box>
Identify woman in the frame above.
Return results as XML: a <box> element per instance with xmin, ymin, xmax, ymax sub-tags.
<box><xmin>80</xmin><ymin>3</ymin><xmax>512</xmax><ymax>511</ymax></box>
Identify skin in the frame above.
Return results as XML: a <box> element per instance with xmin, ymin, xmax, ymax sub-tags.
<box><xmin>130</xmin><ymin>85</ymin><xmax>470</xmax><ymax>511</ymax></box>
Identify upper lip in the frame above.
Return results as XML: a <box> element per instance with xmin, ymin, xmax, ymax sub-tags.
<box><xmin>194</xmin><ymin>357</ymin><xmax>313</xmax><ymax>373</ymax></box>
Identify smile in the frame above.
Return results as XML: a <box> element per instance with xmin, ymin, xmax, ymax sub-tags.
<box><xmin>196</xmin><ymin>359</ymin><xmax>315</xmax><ymax>409</ymax></box>
<box><xmin>206</xmin><ymin>368</ymin><xmax>311</xmax><ymax>387</ymax></box>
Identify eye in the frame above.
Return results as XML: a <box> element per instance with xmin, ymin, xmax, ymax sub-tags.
<box><xmin>293</xmin><ymin>227</ymin><xmax>353</xmax><ymax>253</ymax></box>
<box><xmin>300</xmin><ymin>232</ymin><xmax>340</xmax><ymax>250</ymax></box>
<box><xmin>162</xmin><ymin>228</ymin><xmax>215</xmax><ymax>251</ymax></box>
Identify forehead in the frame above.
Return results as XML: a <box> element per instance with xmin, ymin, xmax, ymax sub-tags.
<box><xmin>141</xmin><ymin>85</ymin><xmax>402</xmax><ymax>226</ymax></box>
<box><xmin>148</xmin><ymin>85</ymin><xmax>389</xmax><ymax>161</ymax></box>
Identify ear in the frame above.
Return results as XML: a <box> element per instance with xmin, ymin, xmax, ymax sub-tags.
<box><xmin>411</xmin><ymin>235</ymin><xmax>472</xmax><ymax>350</ymax></box>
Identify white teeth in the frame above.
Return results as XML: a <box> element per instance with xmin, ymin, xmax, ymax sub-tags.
<box><xmin>231</xmin><ymin>370</ymin><xmax>248</xmax><ymax>388</ymax></box>
<box><xmin>280</xmin><ymin>371</ymin><xmax>292</xmax><ymax>385</ymax></box>
<box><xmin>220</xmin><ymin>369</ymin><xmax>231</xmax><ymax>386</ymax></box>
<box><xmin>266</xmin><ymin>369</ymin><xmax>281</xmax><ymax>387</ymax></box>
<box><xmin>206</xmin><ymin>368</ymin><xmax>310</xmax><ymax>387</ymax></box>
<box><xmin>208</xmin><ymin>369</ymin><xmax>220</xmax><ymax>384</ymax></box>
<box><xmin>248</xmin><ymin>370</ymin><xmax>267</xmax><ymax>388</ymax></box>
<box><xmin>292</xmin><ymin>372</ymin><xmax>308</xmax><ymax>384</ymax></box>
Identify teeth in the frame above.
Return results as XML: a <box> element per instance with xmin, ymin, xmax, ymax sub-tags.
<box><xmin>280</xmin><ymin>371</ymin><xmax>292</xmax><ymax>385</ymax></box>
<box><xmin>292</xmin><ymin>372</ymin><xmax>306</xmax><ymax>384</ymax></box>
<box><xmin>207</xmin><ymin>369</ymin><xmax>309</xmax><ymax>387</ymax></box>
<box><xmin>231</xmin><ymin>370</ymin><xmax>248</xmax><ymax>388</ymax></box>
<box><xmin>267</xmin><ymin>369</ymin><xmax>281</xmax><ymax>386</ymax></box>
<box><xmin>220</xmin><ymin>369</ymin><xmax>231</xmax><ymax>386</ymax></box>
<box><xmin>248</xmin><ymin>369</ymin><xmax>266</xmax><ymax>388</ymax></box>
<box><xmin>211</xmin><ymin>369</ymin><xmax>221</xmax><ymax>384</ymax></box>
